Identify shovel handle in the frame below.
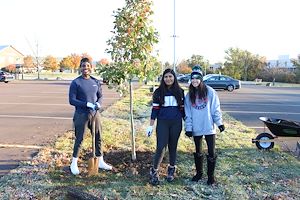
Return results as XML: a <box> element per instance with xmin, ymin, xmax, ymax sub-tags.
<box><xmin>91</xmin><ymin>111</ymin><xmax>97</xmax><ymax>158</ymax></box>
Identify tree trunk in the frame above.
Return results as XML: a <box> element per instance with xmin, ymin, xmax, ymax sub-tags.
<box><xmin>129</xmin><ymin>79</ymin><xmax>136</xmax><ymax>160</ymax></box>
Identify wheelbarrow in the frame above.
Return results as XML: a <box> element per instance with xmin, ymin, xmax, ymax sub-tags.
<box><xmin>252</xmin><ymin>116</ymin><xmax>300</xmax><ymax>150</ymax></box>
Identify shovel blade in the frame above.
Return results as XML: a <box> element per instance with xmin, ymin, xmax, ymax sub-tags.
<box><xmin>87</xmin><ymin>157</ymin><xmax>99</xmax><ymax>176</ymax></box>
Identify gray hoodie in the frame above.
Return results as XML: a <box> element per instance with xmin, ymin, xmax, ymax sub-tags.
<box><xmin>184</xmin><ymin>86</ymin><xmax>223</xmax><ymax>136</ymax></box>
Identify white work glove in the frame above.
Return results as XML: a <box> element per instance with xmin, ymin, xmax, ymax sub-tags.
<box><xmin>86</xmin><ymin>102</ymin><xmax>96</xmax><ymax>110</ymax></box>
<box><xmin>146</xmin><ymin>126</ymin><xmax>153</xmax><ymax>137</ymax></box>
<box><xmin>95</xmin><ymin>102</ymin><xmax>101</xmax><ymax>110</ymax></box>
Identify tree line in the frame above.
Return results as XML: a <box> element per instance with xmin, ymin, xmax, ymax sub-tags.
<box><xmin>174</xmin><ymin>48</ymin><xmax>300</xmax><ymax>83</ymax></box>
<box><xmin>3</xmin><ymin>47</ymin><xmax>299</xmax><ymax>84</ymax></box>
<box><xmin>18</xmin><ymin>53</ymin><xmax>92</xmax><ymax>73</ymax></box>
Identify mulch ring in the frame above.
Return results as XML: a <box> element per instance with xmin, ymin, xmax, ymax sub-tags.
<box><xmin>60</xmin><ymin>150</ymin><xmax>170</xmax><ymax>179</ymax></box>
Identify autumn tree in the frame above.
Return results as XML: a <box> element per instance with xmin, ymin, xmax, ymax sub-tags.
<box><xmin>59</xmin><ymin>56</ymin><xmax>72</xmax><ymax>72</ymax></box>
<box><xmin>223</xmin><ymin>47</ymin><xmax>265</xmax><ymax>80</ymax></box>
<box><xmin>5</xmin><ymin>64</ymin><xmax>16</xmax><ymax>73</ymax></box>
<box><xmin>176</xmin><ymin>59</ymin><xmax>191</xmax><ymax>74</ymax></box>
<box><xmin>97</xmin><ymin>0</ymin><xmax>159</xmax><ymax>160</ymax></box>
<box><xmin>291</xmin><ymin>55</ymin><xmax>300</xmax><ymax>83</ymax></box>
<box><xmin>81</xmin><ymin>53</ymin><xmax>93</xmax><ymax>64</ymax></box>
<box><xmin>23</xmin><ymin>55</ymin><xmax>35</xmax><ymax>73</ymax></box>
<box><xmin>70</xmin><ymin>54</ymin><xmax>82</xmax><ymax>73</ymax></box>
<box><xmin>247</xmin><ymin>56</ymin><xmax>266</xmax><ymax>81</ymax></box>
<box><xmin>98</xmin><ymin>58</ymin><xmax>110</xmax><ymax>65</ymax></box>
<box><xmin>186</xmin><ymin>54</ymin><xmax>209</xmax><ymax>75</ymax></box>
<box><xmin>163</xmin><ymin>61</ymin><xmax>172</xmax><ymax>70</ymax></box>
<box><xmin>59</xmin><ymin>54</ymin><xmax>82</xmax><ymax>73</ymax></box>
<box><xmin>43</xmin><ymin>56</ymin><xmax>58</xmax><ymax>72</ymax></box>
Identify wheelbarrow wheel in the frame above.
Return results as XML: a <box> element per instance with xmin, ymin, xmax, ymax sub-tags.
<box><xmin>255</xmin><ymin>133</ymin><xmax>274</xmax><ymax>150</ymax></box>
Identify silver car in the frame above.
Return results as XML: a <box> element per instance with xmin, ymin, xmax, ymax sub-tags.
<box><xmin>0</xmin><ymin>71</ymin><xmax>14</xmax><ymax>83</ymax></box>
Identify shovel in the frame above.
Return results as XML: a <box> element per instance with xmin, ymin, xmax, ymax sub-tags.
<box><xmin>87</xmin><ymin>111</ymin><xmax>99</xmax><ymax>176</ymax></box>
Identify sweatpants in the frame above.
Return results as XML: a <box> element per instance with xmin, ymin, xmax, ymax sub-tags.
<box><xmin>153</xmin><ymin>119</ymin><xmax>182</xmax><ymax>169</ymax></box>
<box><xmin>72</xmin><ymin>111</ymin><xmax>102</xmax><ymax>158</ymax></box>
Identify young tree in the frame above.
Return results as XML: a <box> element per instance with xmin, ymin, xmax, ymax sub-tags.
<box><xmin>97</xmin><ymin>0</ymin><xmax>159</xmax><ymax>160</ymax></box>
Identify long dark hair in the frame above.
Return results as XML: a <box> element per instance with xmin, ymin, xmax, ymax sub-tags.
<box><xmin>189</xmin><ymin>81</ymin><xmax>208</xmax><ymax>104</ymax></box>
<box><xmin>157</xmin><ymin>68</ymin><xmax>183</xmax><ymax>106</ymax></box>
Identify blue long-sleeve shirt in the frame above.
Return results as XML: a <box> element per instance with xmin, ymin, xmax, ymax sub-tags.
<box><xmin>69</xmin><ymin>76</ymin><xmax>102</xmax><ymax>114</ymax></box>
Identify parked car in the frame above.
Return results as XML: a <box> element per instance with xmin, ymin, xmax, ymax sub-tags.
<box><xmin>177</xmin><ymin>74</ymin><xmax>191</xmax><ymax>83</ymax></box>
<box><xmin>0</xmin><ymin>71</ymin><xmax>14</xmax><ymax>83</ymax></box>
<box><xmin>176</xmin><ymin>73</ymin><xmax>185</xmax><ymax>79</ymax></box>
<box><xmin>203</xmin><ymin>74</ymin><xmax>241</xmax><ymax>92</ymax></box>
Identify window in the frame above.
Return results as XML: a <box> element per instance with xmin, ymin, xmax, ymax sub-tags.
<box><xmin>220</xmin><ymin>76</ymin><xmax>228</xmax><ymax>81</ymax></box>
<box><xmin>208</xmin><ymin>76</ymin><xmax>219</xmax><ymax>81</ymax></box>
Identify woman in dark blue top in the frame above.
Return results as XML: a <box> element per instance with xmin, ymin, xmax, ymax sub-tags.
<box><xmin>146</xmin><ymin>68</ymin><xmax>185</xmax><ymax>186</ymax></box>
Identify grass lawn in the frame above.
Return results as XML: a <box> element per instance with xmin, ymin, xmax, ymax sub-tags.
<box><xmin>0</xmin><ymin>85</ymin><xmax>299</xmax><ymax>199</ymax></box>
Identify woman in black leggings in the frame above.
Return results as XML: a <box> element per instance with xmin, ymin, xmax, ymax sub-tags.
<box><xmin>184</xmin><ymin>66</ymin><xmax>225</xmax><ymax>185</ymax></box>
<box><xmin>146</xmin><ymin>68</ymin><xmax>185</xmax><ymax>186</ymax></box>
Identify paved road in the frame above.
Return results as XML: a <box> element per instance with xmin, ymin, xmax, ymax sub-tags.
<box><xmin>0</xmin><ymin>80</ymin><xmax>120</xmax><ymax>176</ymax></box>
<box><xmin>217</xmin><ymin>84</ymin><xmax>300</xmax><ymax>152</ymax></box>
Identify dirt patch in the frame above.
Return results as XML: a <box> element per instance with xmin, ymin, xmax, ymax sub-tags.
<box><xmin>60</xmin><ymin>150</ymin><xmax>170</xmax><ymax>179</ymax></box>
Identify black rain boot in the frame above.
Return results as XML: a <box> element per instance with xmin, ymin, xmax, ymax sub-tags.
<box><xmin>192</xmin><ymin>153</ymin><xmax>203</xmax><ymax>182</ymax></box>
<box><xmin>166</xmin><ymin>165</ymin><xmax>176</xmax><ymax>182</ymax></box>
<box><xmin>207</xmin><ymin>155</ymin><xmax>217</xmax><ymax>185</ymax></box>
<box><xmin>149</xmin><ymin>167</ymin><xmax>160</xmax><ymax>186</ymax></box>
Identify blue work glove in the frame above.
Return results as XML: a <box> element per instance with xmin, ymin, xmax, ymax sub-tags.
<box><xmin>218</xmin><ymin>125</ymin><xmax>225</xmax><ymax>132</ymax></box>
<box><xmin>185</xmin><ymin>131</ymin><xmax>193</xmax><ymax>137</ymax></box>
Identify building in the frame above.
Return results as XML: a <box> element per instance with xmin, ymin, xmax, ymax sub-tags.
<box><xmin>0</xmin><ymin>45</ymin><xmax>24</xmax><ymax>69</ymax></box>
<box><xmin>267</xmin><ymin>55</ymin><xmax>296</xmax><ymax>71</ymax></box>
<box><xmin>209</xmin><ymin>63</ymin><xmax>223</xmax><ymax>72</ymax></box>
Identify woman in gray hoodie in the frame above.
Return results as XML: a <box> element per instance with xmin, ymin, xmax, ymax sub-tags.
<box><xmin>184</xmin><ymin>66</ymin><xmax>225</xmax><ymax>185</ymax></box>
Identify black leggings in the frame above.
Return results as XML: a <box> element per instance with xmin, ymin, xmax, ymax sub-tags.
<box><xmin>193</xmin><ymin>135</ymin><xmax>215</xmax><ymax>157</ymax></box>
<box><xmin>153</xmin><ymin>119</ymin><xmax>182</xmax><ymax>169</ymax></box>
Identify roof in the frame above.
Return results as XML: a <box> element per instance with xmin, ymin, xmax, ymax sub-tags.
<box><xmin>0</xmin><ymin>45</ymin><xmax>9</xmax><ymax>51</ymax></box>
<box><xmin>0</xmin><ymin>45</ymin><xmax>24</xmax><ymax>56</ymax></box>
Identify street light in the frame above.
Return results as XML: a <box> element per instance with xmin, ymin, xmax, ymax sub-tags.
<box><xmin>36</xmin><ymin>42</ymin><xmax>40</xmax><ymax>80</ymax></box>
<box><xmin>172</xmin><ymin>0</ymin><xmax>177</xmax><ymax>73</ymax></box>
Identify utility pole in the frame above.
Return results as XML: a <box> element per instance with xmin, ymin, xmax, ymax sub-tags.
<box><xmin>25</xmin><ymin>36</ymin><xmax>40</xmax><ymax>79</ymax></box>
<box><xmin>36</xmin><ymin>42</ymin><xmax>40</xmax><ymax>80</ymax></box>
<box><xmin>172</xmin><ymin>0</ymin><xmax>177</xmax><ymax>73</ymax></box>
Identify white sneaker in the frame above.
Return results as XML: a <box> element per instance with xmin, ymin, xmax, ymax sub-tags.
<box><xmin>98</xmin><ymin>156</ymin><xmax>112</xmax><ymax>170</ymax></box>
<box><xmin>70</xmin><ymin>157</ymin><xmax>80</xmax><ymax>175</ymax></box>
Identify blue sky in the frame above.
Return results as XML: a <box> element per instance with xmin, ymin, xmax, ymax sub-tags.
<box><xmin>1</xmin><ymin>0</ymin><xmax>299</xmax><ymax>63</ymax></box>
